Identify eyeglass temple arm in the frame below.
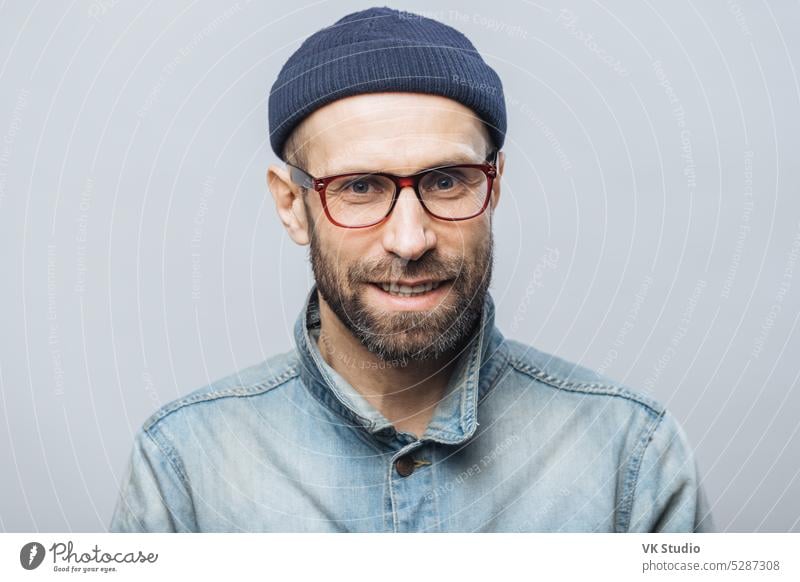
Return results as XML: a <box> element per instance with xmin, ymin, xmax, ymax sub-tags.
<box><xmin>287</xmin><ymin>163</ymin><xmax>316</xmax><ymax>190</ymax></box>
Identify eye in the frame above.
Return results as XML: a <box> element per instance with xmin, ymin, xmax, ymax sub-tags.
<box><xmin>349</xmin><ymin>180</ymin><xmax>372</xmax><ymax>194</ymax></box>
<box><xmin>422</xmin><ymin>169</ymin><xmax>466</xmax><ymax>192</ymax></box>
<box><xmin>339</xmin><ymin>177</ymin><xmax>384</xmax><ymax>195</ymax></box>
<box><xmin>435</xmin><ymin>176</ymin><xmax>454</xmax><ymax>190</ymax></box>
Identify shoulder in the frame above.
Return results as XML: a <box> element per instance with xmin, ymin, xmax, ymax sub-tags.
<box><xmin>502</xmin><ymin>338</ymin><xmax>666</xmax><ymax>418</ymax></box>
<box><xmin>141</xmin><ymin>347</ymin><xmax>301</xmax><ymax>433</ymax></box>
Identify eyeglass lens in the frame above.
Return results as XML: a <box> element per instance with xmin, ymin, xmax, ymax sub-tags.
<box><xmin>324</xmin><ymin>167</ymin><xmax>489</xmax><ymax>227</ymax></box>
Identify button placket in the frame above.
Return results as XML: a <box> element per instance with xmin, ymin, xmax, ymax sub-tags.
<box><xmin>388</xmin><ymin>443</ymin><xmax>439</xmax><ymax>532</ymax></box>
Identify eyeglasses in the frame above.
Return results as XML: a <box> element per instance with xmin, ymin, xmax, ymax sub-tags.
<box><xmin>287</xmin><ymin>150</ymin><xmax>499</xmax><ymax>229</ymax></box>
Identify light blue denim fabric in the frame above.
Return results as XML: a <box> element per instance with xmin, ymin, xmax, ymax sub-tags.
<box><xmin>110</xmin><ymin>284</ymin><xmax>714</xmax><ymax>532</ymax></box>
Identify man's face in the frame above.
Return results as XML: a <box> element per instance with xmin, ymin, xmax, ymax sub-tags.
<box><xmin>291</xmin><ymin>93</ymin><xmax>500</xmax><ymax>362</ymax></box>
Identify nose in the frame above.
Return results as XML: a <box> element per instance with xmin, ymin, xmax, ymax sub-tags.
<box><xmin>380</xmin><ymin>185</ymin><xmax>436</xmax><ymax>261</ymax></box>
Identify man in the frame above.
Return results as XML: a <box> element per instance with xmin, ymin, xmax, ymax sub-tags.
<box><xmin>110</xmin><ymin>6</ymin><xmax>713</xmax><ymax>533</ymax></box>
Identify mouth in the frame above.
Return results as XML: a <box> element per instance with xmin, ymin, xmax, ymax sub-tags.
<box><xmin>366</xmin><ymin>278</ymin><xmax>453</xmax><ymax>310</ymax></box>
<box><xmin>373</xmin><ymin>279</ymin><xmax>446</xmax><ymax>297</ymax></box>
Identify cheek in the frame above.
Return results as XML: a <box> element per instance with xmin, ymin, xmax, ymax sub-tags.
<box><xmin>439</xmin><ymin>222</ymin><xmax>489</xmax><ymax>254</ymax></box>
<box><xmin>322</xmin><ymin>231</ymin><xmax>378</xmax><ymax>279</ymax></box>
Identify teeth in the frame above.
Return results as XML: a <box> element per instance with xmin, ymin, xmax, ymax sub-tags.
<box><xmin>379</xmin><ymin>280</ymin><xmax>442</xmax><ymax>296</ymax></box>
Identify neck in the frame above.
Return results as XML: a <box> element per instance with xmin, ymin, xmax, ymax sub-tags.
<box><xmin>315</xmin><ymin>293</ymin><xmax>466</xmax><ymax>439</ymax></box>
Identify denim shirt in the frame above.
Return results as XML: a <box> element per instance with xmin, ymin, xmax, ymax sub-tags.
<box><xmin>110</xmin><ymin>284</ymin><xmax>714</xmax><ymax>532</ymax></box>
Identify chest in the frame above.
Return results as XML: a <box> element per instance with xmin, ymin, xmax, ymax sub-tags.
<box><xmin>183</xmin><ymin>424</ymin><xmax>624</xmax><ymax>532</ymax></box>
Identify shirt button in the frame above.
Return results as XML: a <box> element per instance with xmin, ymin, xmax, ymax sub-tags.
<box><xmin>394</xmin><ymin>455</ymin><xmax>416</xmax><ymax>477</ymax></box>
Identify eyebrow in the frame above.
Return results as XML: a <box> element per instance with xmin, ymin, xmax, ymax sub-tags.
<box><xmin>323</xmin><ymin>155</ymin><xmax>484</xmax><ymax>176</ymax></box>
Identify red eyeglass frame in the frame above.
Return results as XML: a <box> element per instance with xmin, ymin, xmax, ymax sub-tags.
<box><xmin>286</xmin><ymin>150</ymin><xmax>499</xmax><ymax>229</ymax></box>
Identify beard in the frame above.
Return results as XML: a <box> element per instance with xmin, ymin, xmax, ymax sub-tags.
<box><xmin>308</xmin><ymin>227</ymin><xmax>494</xmax><ymax>363</ymax></box>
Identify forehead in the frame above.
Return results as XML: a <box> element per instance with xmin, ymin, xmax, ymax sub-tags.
<box><xmin>297</xmin><ymin>93</ymin><xmax>490</xmax><ymax>175</ymax></box>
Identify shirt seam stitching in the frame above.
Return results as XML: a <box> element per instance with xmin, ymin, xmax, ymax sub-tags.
<box><xmin>619</xmin><ymin>410</ymin><xmax>666</xmax><ymax>532</ymax></box>
<box><xmin>142</xmin><ymin>366</ymin><xmax>300</xmax><ymax>433</ymax></box>
<box><xmin>507</xmin><ymin>358</ymin><xmax>664</xmax><ymax>415</ymax></box>
<box><xmin>143</xmin><ymin>428</ymin><xmax>190</xmax><ymax>490</ymax></box>
<box><xmin>141</xmin><ymin>427</ymin><xmax>198</xmax><ymax>531</ymax></box>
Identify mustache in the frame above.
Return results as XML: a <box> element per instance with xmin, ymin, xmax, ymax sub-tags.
<box><xmin>350</xmin><ymin>254</ymin><xmax>463</xmax><ymax>284</ymax></box>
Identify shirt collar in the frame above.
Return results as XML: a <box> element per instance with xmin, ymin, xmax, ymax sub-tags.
<box><xmin>293</xmin><ymin>283</ymin><xmax>508</xmax><ymax>446</ymax></box>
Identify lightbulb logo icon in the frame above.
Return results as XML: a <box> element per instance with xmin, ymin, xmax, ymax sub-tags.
<box><xmin>19</xmin><ymin>542</ymin><xmax>46</xmax><ymax>570</ymax></box>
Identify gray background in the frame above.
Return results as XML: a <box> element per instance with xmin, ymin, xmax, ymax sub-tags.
<box><xmin>0</xmin><ymin>0</ymin><xmax>798</xmax><ymax>532</ymax></box>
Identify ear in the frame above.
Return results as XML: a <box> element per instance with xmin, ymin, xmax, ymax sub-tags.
<box><xmin>490</xmin><ymin>150</ymin><xmax>505</xmax><ymax>211</ymax></box>
<box><xmin>267</xmin><ymin>164</ymin><xmax>310</xmax><ymax>246</ymax></box>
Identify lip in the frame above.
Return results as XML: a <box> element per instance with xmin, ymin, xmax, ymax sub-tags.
<box><xmin>371</xmin><ymin>278</ymin><xmax>445</xmax><ymax>286</ymax></box>
<box><xmin>366</xmin><ymin>279</ymin><xmax>453</xmax><ymax>311</ymax></box>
